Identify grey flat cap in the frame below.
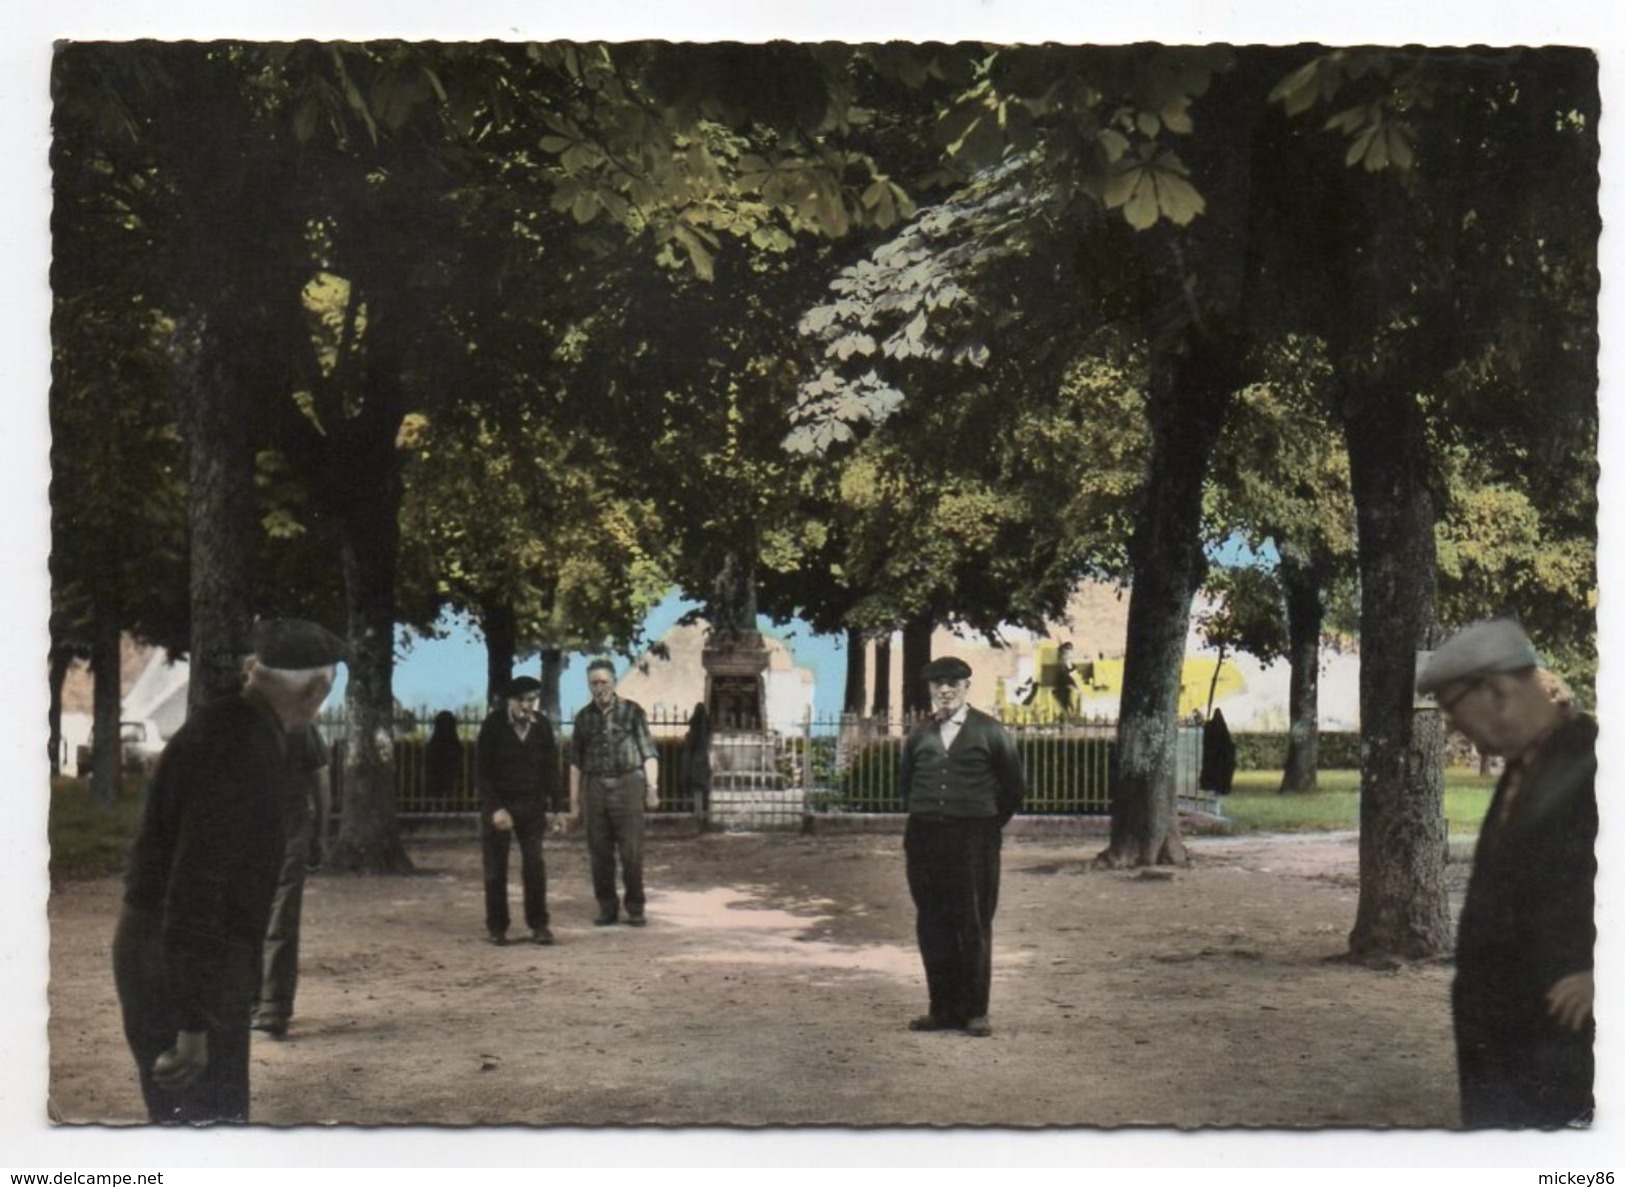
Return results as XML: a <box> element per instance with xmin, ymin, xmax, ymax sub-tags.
<box><xmin>1417</xmin><ymin>619</ymin><xmax>1540</xmax><ymax>695</ymax></box>
<box><xmin>251</xmin><ymin>619</ymin><xmax>351</xmax><ymax>670</ymax></box>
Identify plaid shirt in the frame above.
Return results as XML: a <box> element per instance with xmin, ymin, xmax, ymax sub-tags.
<box><xmin>570</xmin><ymin>696</ymin><xmax>658</xmax><ymax>776</ymax></box>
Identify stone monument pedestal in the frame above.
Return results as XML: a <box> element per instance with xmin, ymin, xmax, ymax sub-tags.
<box><xmin>702</xmin><ymin>631</ymin><xmax>802</xmax><ymax>827</ymax></box>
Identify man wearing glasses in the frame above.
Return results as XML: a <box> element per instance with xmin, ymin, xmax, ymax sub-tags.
<box><xmin>476</xmin><ymin>675</ymin><xmax>559</xmax><ymax>946</ymax></box>
<box><xmin>1418</xmin><ymin>618</ymin><xmax>1595</xmax><ymax>1128</ymax></box>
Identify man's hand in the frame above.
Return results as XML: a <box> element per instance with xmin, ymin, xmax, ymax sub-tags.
<box><xmin>152</xmin><ymin>1030</ymin><xmax>209</xmax><ymax>1090</ymax></box>
<box><xmin>1546</xmin><ymin>971</ymin><xmax>1594</xmax><ymax>1032</ymax></box>
<box><xmin>643</xmin><ymin>760</ymin><xmax>659</xmax><ymax>809</ymax></box>
<box><xmin>644</xmin><ymin>783</ymin><xmax>660</xmax><ymax>811</ymax></box>
<box><xmin>491</xmin><ymin>808</ymin><xmax>514</xmax><ymax>832</ymax></box>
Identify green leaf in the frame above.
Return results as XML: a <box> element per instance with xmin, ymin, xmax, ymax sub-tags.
<box><xmin>1153</xmin><ymin>170</ymin><xmax>1205</xmax><ymax>225</ymax></box>
<box><xmin>1102</xmin><ymin>165</ymin><xmax>1141</xmax><ymax>211</ymax></box>
<box><xmin>1346</xmin><ymin>126</ymin><xmax>1378</xmax><ymax>169</ymax></box>
<box><xmin>1160</xmin><ymin>95</ymin><xmax>1194</xmax><ymax>135</ymax></box>
<box><xmin>1122</xmin><ymin>176</ymin><xmax>1159</xmax><ymax>230</ymax></box>
<box><xmin>293</xmin><ymin>96</ymin><xmax>319</xmax><ymax>144</ymax></box>
<box><xmin>1269</xmin><ymin>59</ymin><xmax>1323</xmax><ymax>117</ymax></box>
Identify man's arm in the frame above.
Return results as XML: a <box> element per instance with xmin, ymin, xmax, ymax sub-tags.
<box><xmin>560</xmin><ymin>763</ymin><xmax>582</xmax><ymax>832</ymax></box>
<box><xmin>474</xmin><ymin>718</ymin><xmax>512</xmax><ymax>829</ymax></box>
<box><xmin>897</xmin><ymin>731</ymin><xmax>915</xmax><ymax>813</ymax></box>
<box><xmin>986</xmin><ymin>716</ymin><xmax>1026</xmax><ymax>824</ymax></box>
<box><xmin>634</xmin><ymin>706</ymin><xmax>660</xmax><ymax>809</ymax></box>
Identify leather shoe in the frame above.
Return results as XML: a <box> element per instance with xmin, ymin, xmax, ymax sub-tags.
<box><xmin>907</xmin><ymin>1014</ymin><xmax>953</xmax><ymax>1032</ymax></box>
<box><xmin>487</xmin><ymin>931</ymin><xmax>508</xmax><ymax>946</ymax></box>
<box><xmin>593</xmin><ymin>914</ymin><xmax>618</xmax><ymax>927</ymax></box>
<box><xmin>530</xmin><ymin>927</ymin><xmax>554</xmax><ymax>945</ymax></box>
<box><xmin>625</xmin><ymin>912</ymin><xmax>646</xmax><ymax>927</ymax></box>
<box><xmin>250</xmin><ymin>1014</ymin><xmax>289</xmax><ymax>1038</ymax></box>
<box><xmin>963</xmin><ymin>1016</ymin><xmax>993</xmax><ymax>1037</ymax></box>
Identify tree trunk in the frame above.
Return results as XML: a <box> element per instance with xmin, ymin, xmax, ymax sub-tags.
<box><xmin>88</xmin><ymin>593</ymin><xmax>122</xmax><ymax>806</ymax></box>
<box><xmin>1098</xmin><ymin>353</ymin><xmax>1234</xmax><ymax>868</ymax></box>
<box><xmin>482</xmin><ymin>600</ymin><xmax>517</xmax><ymax>708</ymax></box>
<box><xmin>539</xmin><ymin>647</ymin><xmax>566</xmax><ymax>723</ymax></box>
<box><xmin>1278</xmin><ymin>552</ymin><xmax>1324</xmax><ymax>793</ymax></box>
<box><xmin>1204</xmin><ymin>643</ymin><xmax>1227</xmax><ymax>718</ymax></box>
<box><xmin>1343</xmin><ymin>382</ymin><xmax>1450</xmax><ymax>961</ymax></box>
<box><xmin>47</xmin><ymin>646</ymin><xmax>73</xmax><ymax>778</ymax></box>
<box><xmin>900</xmin><ymin>612</ymin><xmax>933</xmax><ymax>719</ymax></box>
<box><xmin>870</xmin><ymin>633</ymin><xmax>892</xmax><ymax>719</ymax></box>
<box><xmin>327</xmin><ymin>317</ymin><xmax>413</xmax><ymax>876</ymax></box>
<box><xmin>177</xmin><ymin>312</ymin><xmax>256</xmax><ymax>709</ymax></box>
<box><xmin>842</xmin><ymin>627</ymin><xmax>866</xmax><ymax>715</ymax></box>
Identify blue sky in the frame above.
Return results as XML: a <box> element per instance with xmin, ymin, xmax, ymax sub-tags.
<box><xmin>332</xmin><ymin>591</ymin><xmax>849</xmax><ymax>718</ymax></box>
<box><xmin>332</xmin><ymin>535</ymin><xmax>1275</xmax><ymax>718</ymax></box>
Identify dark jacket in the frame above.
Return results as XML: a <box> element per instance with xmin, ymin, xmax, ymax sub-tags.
<box><xmin>122</xmin><ymin>691</ymin><xmax>289</xmax><ymax>1032</ymax></box>
<box><xmin>1457</xmin><ymin>711</ymin><xmax>1596</xmax><ymax>1003</ymax></box>
<box><xmin>475</xmin><ymin>710</ymin><xmax>559</xmax><ymax>818</ymax></box>
<box><xmin>1453</xmin><ymin>710</ymin><xmax>1596</xmax><ymax>1126</ymax></box>
<box><xmin>899</xmin><ymin>706</ymin><xmax>1025</xmax><ymax>823</ymax></box>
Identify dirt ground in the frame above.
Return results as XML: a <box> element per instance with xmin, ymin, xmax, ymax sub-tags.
<box><xmin>48</xmin><ymin>826</ymin><xmax>1470</xmax><ymax>1129</ymax></box>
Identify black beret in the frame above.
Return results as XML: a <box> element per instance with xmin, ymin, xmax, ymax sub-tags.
<box><xmin>921</xmin><ymin>656</ymin><xmax>973</xmax><ymax>682</ymax></box>
<box><xmin>505</xmin><ymin>675</ymin><xmax>543</xmax><ymax>698</ymax></box>
<box><xmin>251</xmin><ymin>619</ymin><xmax>351</xmax><ymax>670</ymax></box>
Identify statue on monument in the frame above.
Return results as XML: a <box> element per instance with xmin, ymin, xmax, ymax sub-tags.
<box><xmin>709</xmin><ymin>550</ymin><xmax>759</xmax><ymax>640</ymax></box>
<box><xmin>704</xmin><ymin>550</ymin><xmax>768</xmax><ymax>731</ymax></box>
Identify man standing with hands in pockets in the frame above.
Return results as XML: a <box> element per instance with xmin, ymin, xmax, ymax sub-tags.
<box><xmin>567</xmin><ymin>659</ymin><xmax>659</xmax><ymax>926</ymax></box>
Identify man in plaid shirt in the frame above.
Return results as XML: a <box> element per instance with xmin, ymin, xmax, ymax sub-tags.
<box><xmin>567</xmin><ymin>658</ymin><xmax>659</xmax><ymax>926</ymax></box>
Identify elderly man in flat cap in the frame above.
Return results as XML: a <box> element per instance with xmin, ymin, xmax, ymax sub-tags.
<box><xmin>1418</xmin><ymin>618</ymin><xmax>1596</xmax><ymax>1128</ymax></box>
<box><xmin>476</xmin><ymin>675</ymin><xmax>560</xmax><ymax>945</ymax></box>
<box><xmin>113</xmin><ymin>618</ymin><xmax>347</xmax><ymax>1124</ymax></box>
<box><xmin>898</xmin><ymin>656</ymin><xmax>1026</xmax><ymax>1037</ymax></box>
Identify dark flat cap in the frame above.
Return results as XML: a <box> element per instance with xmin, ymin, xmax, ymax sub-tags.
<box><xmin>921</xmin><ymin>656</ymin><xmax>973</xmax><ymax>682</ymax></box>
<box><xmin>251</xmin><ymin>619</ymin><xmax>351</xmax><ymax>670</ymax></box>
<box><xmin>1417</xmin><ymin>619</ymin><xmax>1540</xmax><ymax>695</ymax></box>
<box><xmin>504</xmin><ymin>675</ymin><xmax>543</xmax><ymax>698</ymax></box>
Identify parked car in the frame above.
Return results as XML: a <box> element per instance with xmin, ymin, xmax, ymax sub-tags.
<box><xmin>75</xmin><ymin>718</ymin><xmax>166</xmax><ymax>777</ymax></box>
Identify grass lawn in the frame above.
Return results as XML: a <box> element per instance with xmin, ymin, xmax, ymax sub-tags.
<box><xmin>48</xmin><ymin>776</ymin><xmax>146</xmax><ymax>882</ymax></box>
<box><xmin>1222</xmin><ymin>768</ymin><xmax>1496</xmax><ymax>835</ymax></box>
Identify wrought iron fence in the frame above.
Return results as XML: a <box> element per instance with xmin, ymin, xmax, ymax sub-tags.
<box><xmin>317</xmin><ymin>706</ymin><xmax>1204</xmax><ymax>829</ymax></box>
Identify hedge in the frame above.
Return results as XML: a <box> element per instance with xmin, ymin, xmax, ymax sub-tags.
<box><xmin>1230</xmin><ymin>731</ymin><xmax>1363</xmax><ymax>771</ymax></box>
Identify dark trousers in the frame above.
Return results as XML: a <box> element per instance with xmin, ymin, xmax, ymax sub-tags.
<box><xmin>1454</xmin><ymin>979</ymin><xmax>1594</xmax><ymax>1128</ymax></box>
<box><xmin>112</xmin><ymin>905</ymin><xmax>257</xmax><ymax>1124</ymax></box>
<box><xmin>481</xmin><ymin>808</ymin><xmax>550</xmax><ymax>934</ymax></box>
<box><xmin>584</xmin><ymin>772</ymin><xmax>646</xmax><ymax>917</ymax></box>
<box><xmin>904</xmin><ymin>814</ymin><xmax>1003</xmax><ymax>1025</ymax></box>
<box><xmin>256</xmin><ymin>813</ymin><xmax>312</xmax><ymax>1021</ymax></box>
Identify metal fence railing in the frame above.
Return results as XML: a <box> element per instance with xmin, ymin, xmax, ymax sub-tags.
<box><xmin>316</xmin><ymin>706</ymin><xmax>1206</xmax><ymax>830</ymax></box>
